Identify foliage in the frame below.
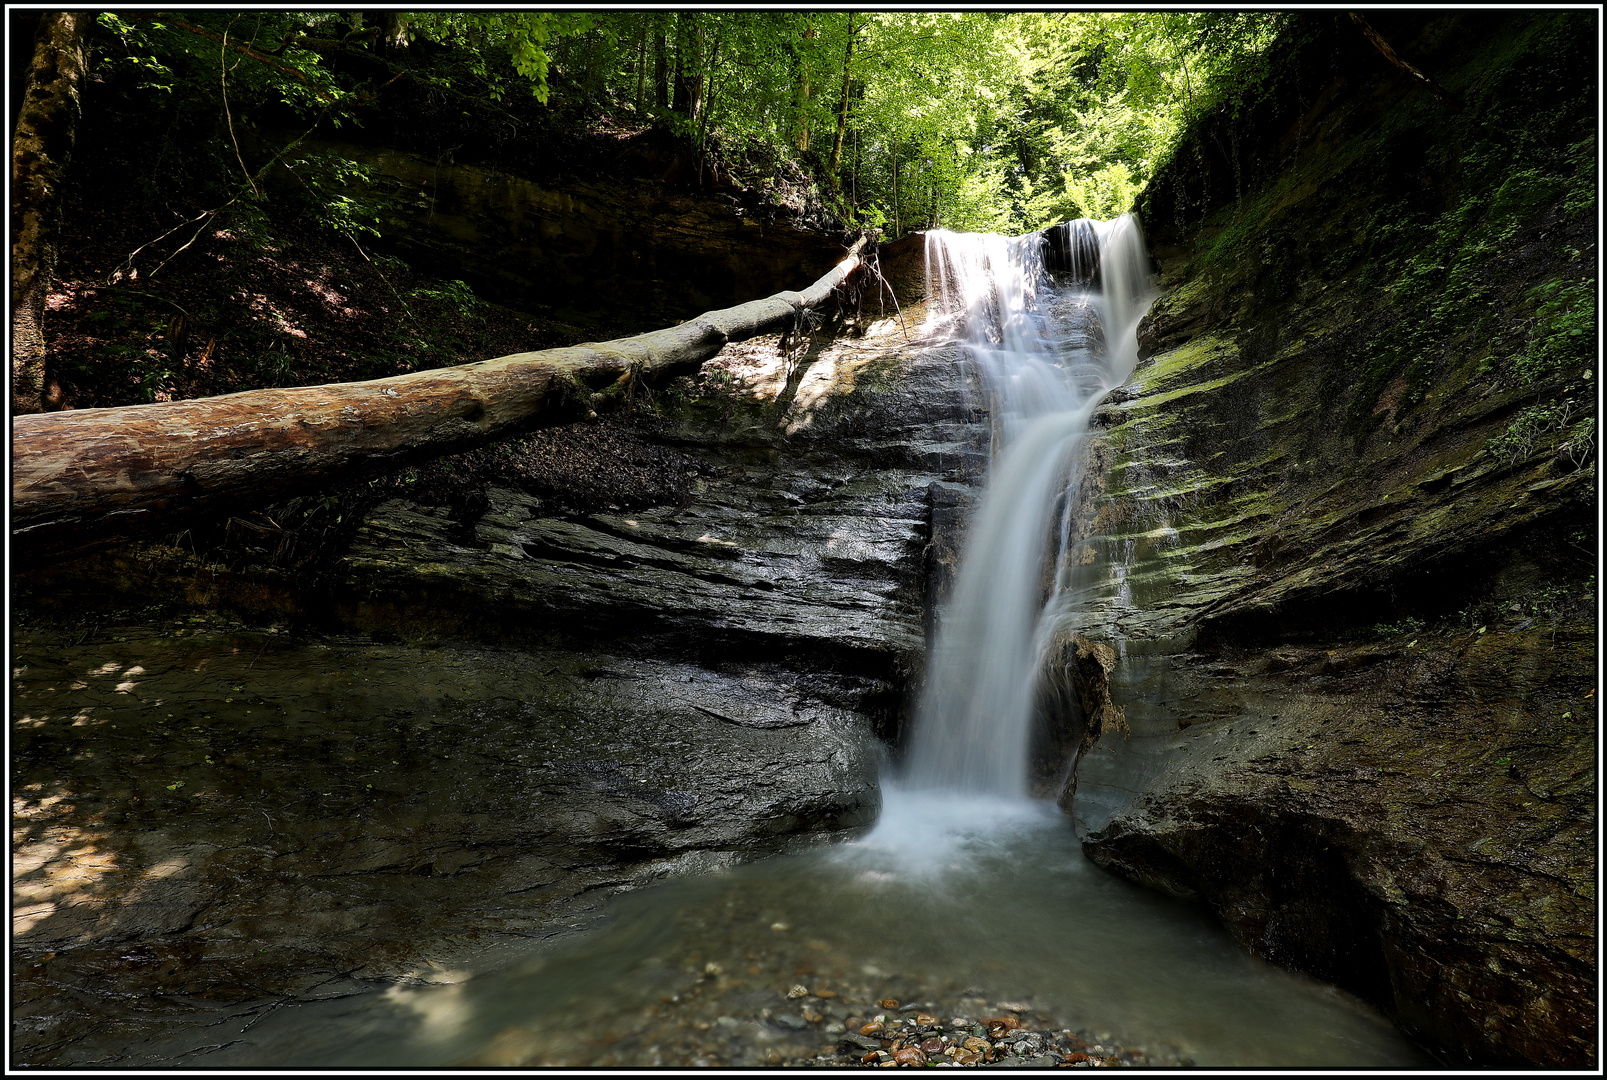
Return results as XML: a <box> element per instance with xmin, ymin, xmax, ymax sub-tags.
<box><xmin>1003</xmin><ymin>12</ymin><xmax>1293</xmax><ymax>225</ymax></box>
<box><xmin>533</xmin><ymin>11</ymin><xmax>1289</xmax><ymax>233</ymax></box>
<box><xmin>1371</xmin><ymin>615</ymin><xmax>1425</xmax><ymax>639</ymax></box>
<box><xmin>1150</xmin><ymin>10</ymin><xmax>1596</xmax><ymax>470</ymax></box>
<box><xmin>281</xmin><ymin>154</ymin><xmax>388</xmax><ymax>239</ymax></box>
<box><xmin>1512</xmin><ymin>279</ymin><xmax>1595</xmax><ymax>387</ymax></box>
<box><xmin>408</xmin><ymin>279</ymin><xmax>483</xmax><ymax>314</ymax></box>
<box><xmin>404</xmin><ymin>12</ymin><xmax>595</xmax><ymax>103</ymax></box>
<box><xmin>82</xmin><ymin>11</ymin><xmax>1297</xmax><ymax>243</ymax></box>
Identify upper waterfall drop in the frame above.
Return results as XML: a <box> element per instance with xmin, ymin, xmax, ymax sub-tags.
<box><xmin>904</xmin><ymin>215</ymin><xmax>1156</xmax><ymax>799</ymax></box>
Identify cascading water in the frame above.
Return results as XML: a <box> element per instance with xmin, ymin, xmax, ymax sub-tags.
<box><xmin>899</xmin><ymin>216</ymin><xmax>1153</xmax><ymax>799</ymax></box>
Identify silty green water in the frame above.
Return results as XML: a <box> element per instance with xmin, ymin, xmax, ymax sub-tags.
<box><xmin>151</xmin><ymin>790</ymin><xmax>1430</xmax><ymax>1068</ymax></box>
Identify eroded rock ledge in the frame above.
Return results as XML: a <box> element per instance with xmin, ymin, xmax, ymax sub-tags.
<box><xmin>1077</xmin><ymin>632</ymin><xmax>1593</xmax><ymax>1066</ymax></box>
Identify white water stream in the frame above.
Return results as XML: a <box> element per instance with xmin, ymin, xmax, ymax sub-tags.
<box><xmin>904</xmin><ymin>218</ymin><xmax>1152</xmax><ymax>798</ymax></box>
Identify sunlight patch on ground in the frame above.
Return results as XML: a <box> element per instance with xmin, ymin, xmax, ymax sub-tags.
<box><xmin>783</xmin><ymin>350</ymin><xmax>841</xmax><ymax>435</ymax></box>
<box><xmin>706</xmin><ymin>341</ymin><xmax>789</xmax><ymax>404</ymax></box>
<box><xmin>12</xmin><ymin>819</ymin><xmax>121</xmax><ymax>936</ymax></box>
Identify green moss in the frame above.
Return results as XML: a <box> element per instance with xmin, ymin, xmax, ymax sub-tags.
<box><xmin>1489</xmin><ymin>170</ymin><xmax>1565</xmax><ymax>226</ymax></box>
<box><xmin>1137</xmin><ymin>334</ymin><xmax>1237</xmax><ymax>391</ymax></box>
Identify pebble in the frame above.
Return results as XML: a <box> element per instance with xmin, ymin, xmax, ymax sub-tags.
<box><xmin>459</xmin><ymin>906</ymin><xmax>1164</xmax><ymax>1068</ymax></box>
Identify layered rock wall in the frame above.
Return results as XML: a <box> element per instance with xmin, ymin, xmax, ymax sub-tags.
<box><xmin>1066</xmin><ymin>11</ymin><xmax>1595</xmax><ymax>1066</ymax></box>
<box><xmin>260</xmin><ymin>133</ymin><xmax>846</xmax><ymax>335</ymax></box>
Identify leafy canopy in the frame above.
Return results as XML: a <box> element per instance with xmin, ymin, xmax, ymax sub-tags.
<box><xmin>90</xmin><ymin>10</ymin><xmax>1293</xmax><ymax>237</ymax></box>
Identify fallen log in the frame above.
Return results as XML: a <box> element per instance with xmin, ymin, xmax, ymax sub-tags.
<box><xmin>13</xmin><ymin>233</ymin><xmax>873</xmax><ymax>564</ymax></box>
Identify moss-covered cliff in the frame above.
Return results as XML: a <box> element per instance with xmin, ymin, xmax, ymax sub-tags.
<box><xmin>1069</xmin><ymin>11</ymin><xmax>1595</xmax><ymax>1066</ymax></box>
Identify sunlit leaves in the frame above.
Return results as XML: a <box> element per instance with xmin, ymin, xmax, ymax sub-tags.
<box><xmin>89</xmin><ymin>9</ymin><xmax>1295</xmax><ymax>241</ymax></box>
<box><xmin>406</xmin><ymin>12</ymin><xmax>595</xmax><ymax>102</ymax></box>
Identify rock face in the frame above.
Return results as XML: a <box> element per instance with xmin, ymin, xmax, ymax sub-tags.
<box><xmin>11</xmin><ymin>306</ymin><xmax>984</xmax><ymax>1066</ymax></box>
<box><xmin>264</xmin><ymin>132</ymin><xmax>846</xmax><ymax>335</ymax></box>
<box><xmin>13</xmin><ymin>632</ymin><xmax>880</xmax><ymax>1046</ymax></box>
<box><xmin>1067</xmin><ymin>11</ymin><xmax>1595</xmax><ymax>1067</ymax></box>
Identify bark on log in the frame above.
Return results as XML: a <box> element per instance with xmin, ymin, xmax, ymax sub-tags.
<box><xmin>12</xmin><ymin>11</ymin><xmax>90</xmax><ymax>414</ymax></box>
<box><xmin>12</xmin><ymin>234</ymin><xmax>874</xmax><ymax>565</ymax></box>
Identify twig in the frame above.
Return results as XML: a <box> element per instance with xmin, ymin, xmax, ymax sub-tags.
<box><xmin>110</xmin><ymin>289</ymin><xmax>192</xmax><ymax>317</ymax></box>
<box><xmin>108</xmin><ymin>122</ymin><xmax>321</xmax><ymax>283</ymax></box>
<box><xmin>107</xmin><ymin>207</ymin><xmax>222</xmax><ymax>284</ymax></box>
<box><xmin>691</xmin><ymin>703</ymin><xmax>750</xmax><ymax>726</ymax></box>
<box><xmin>341</xmin><ymin>231</ymin><xmax>416</xmax><ymax>327</ymax></box>
<box><xmin>1348</xmin><ymin>12</ymin><xmax>1462</xmax><ymax>112</ymax></box>
<box><xmin>165</xmin><ymin>15</ymin><xmax>336</xmax><ymax>103</ymax></box>
<box><xmin>145</xmin><ymin>204</ymin><xmax>239</xmax><ymax>280</ymax></box>
<box><xmin>220</xmin><ymin>20</ymin><xmax>261</xmax><ymax>199</ymax></box>
<box><xmin>868</xmin><ymin>247</ymin><xmax>909</xmax><ymax>340</ymax></box>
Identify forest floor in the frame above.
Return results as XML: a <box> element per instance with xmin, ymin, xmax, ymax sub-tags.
<box><xmin>44</xmin><ymin>197</ymin><xmax>604</xmax><ymax>412</ymax></box>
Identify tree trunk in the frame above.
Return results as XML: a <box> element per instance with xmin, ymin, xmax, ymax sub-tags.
<box><xmin>697</xmin><ymin>37</ymin><xmax>721</xmax><ymax>155</ymax></box>
<box><xmin>792</xmin><ymin>23</ymin><xmax>817</xmax><ymax>153</ymax></box>
<box><xmin>671</xmin><ymin>13</ymin><xmax>704</xmax><ymax>126</ymax></box>
<box><xmin>634</xmin><ymin>22</ymin><xmax>648</xmax><ymax>114</ymax></box>
<box><xmin>828</xmin><ymin>14</ymin><xmax>857</xmax><ymax>180</ymax></box>
<box><xmin>653</xmin><ymin>28</ymin><xmax>669</xmax><ymax>111</ymax></box>
<box><xmin>12</xmin><ymin>11</ymin><xmax>89</xmax><ymax>415</ymax></box>
<box><xmin>891</xmin><ymin>151</ymin><xmax>900</xmax><ymax>237</ymax></box>
<box><xmin>13</xmin><ymin>237</ymin><xmax>873</xmax><ymax>565</ymax></box>
<box><xmin>374</xmin><ymin>11</ymin><xmax>409</xmax><ymax>51</ymax></box>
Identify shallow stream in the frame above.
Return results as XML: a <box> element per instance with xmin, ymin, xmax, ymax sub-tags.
<box><xmin>125</xmin><ymin>790</ymin><xmax>1429</xmax><ymax>1069</ymax></box>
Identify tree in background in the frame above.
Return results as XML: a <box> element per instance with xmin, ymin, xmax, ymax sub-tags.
<box><xmin>13</xmin><ymin>11</ymin><xmax>90</xmax><ymax>413</ymax></box>
<box><xmin>7</xmin><ymin>9</ymin><xmax>1306</xmax><ymax>413</ymax></box>
<box><xmin>1001</xmin><ymin>12</ymin><xmax>1294</xmax><ymax>225</ymax></box>
<box><xmin>531</xmin><ymin>10</ymin><xmax>1293</xmax><ymax>234</ymax></box>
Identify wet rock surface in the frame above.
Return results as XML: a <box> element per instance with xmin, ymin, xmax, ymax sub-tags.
<box><xmin>1063</xmin><ymin>11</ymin><xmax>1596</xmax><ymax>1068</ymax></box>
<box><xmin>12</xmin><ymin>310</ymin><xmax>990</xmax><ymax>1067</ymax></box>
<box><xmin>1075</xmin><ymin>631</ymin><xmax>1595</xmax><ymax>1067</ymax></box>
<box><xmin>11</xmin><ymin>627</ymin><xmax>882</xmax><ymax>1066</ymax></box>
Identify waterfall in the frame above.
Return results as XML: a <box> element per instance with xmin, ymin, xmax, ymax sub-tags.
<box><xmin>904</xmin><ymin>215</ymin><xmax>1156</xmax><ymax>798</ymax></box>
